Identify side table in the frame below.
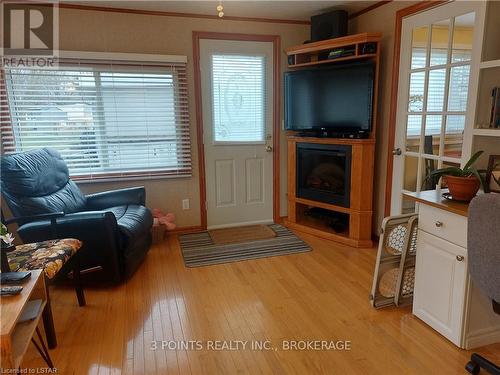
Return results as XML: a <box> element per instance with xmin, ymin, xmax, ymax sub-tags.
<box><xmin>1</xmin><ymin>269</ymin><xmax>55</xmax><ymax>369</ymax></box>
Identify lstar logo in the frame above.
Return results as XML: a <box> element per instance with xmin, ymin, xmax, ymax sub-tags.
<box><xmin>2</xmin><ymin>2</ymin><xmax>58</xmax><ymax>56</ymax></box>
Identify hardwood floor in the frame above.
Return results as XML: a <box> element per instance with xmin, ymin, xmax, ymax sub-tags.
<box><xmin>22</xmin><ymin>232</ymin><xmax>500</xmax><ymax>374</ymax></box>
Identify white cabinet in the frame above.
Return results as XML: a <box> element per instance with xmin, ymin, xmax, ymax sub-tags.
<box><xmin>413</xmin><ymin>230</ymin><xmax>468</xmax><ymax>346</ymax></box>
<box><xmin>412</xmin><ymin>202</ymin><xmax>500</xmax><ymax>349</ymax></box>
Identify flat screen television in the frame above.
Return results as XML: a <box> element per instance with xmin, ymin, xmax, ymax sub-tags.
<box><xmin>284</xmin><ymin>61</ymin><xmax>374</xmax><ymax>136</ymax></box>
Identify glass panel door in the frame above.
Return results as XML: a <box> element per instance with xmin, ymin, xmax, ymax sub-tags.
<box><xmin>391</xmin><ymin>2</ymin><xmax>479</xmax><ymax>215</ymax></box>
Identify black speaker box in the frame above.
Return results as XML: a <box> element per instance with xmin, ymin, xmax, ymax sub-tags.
<box><xmin>310</xmin><ymin>10</ymin><xmax>348</xmax><ymax>42</ymax></box>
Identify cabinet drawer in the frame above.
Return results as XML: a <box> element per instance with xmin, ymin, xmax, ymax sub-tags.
<box><xmin>418</xmin><ymin>204</ymin><xmax>467</xmax><ymax>247</ymax></box>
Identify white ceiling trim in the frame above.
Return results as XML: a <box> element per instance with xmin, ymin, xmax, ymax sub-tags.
<box><xmin>59</xmin><ymin>1</ymin><xmax>379</xmax><ymax>22</ymax></box>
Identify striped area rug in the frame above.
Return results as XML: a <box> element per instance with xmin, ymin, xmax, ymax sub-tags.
<box><xmin>179</xmin><ymin>224</ymin><xmax>311</xmax><ymax>267</ymax></box>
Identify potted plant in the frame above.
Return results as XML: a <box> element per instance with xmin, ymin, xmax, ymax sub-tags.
<box><xmin>428</xmin><ymin>150</ymin><xmax>485</xmax><ymax>202</ymax></box>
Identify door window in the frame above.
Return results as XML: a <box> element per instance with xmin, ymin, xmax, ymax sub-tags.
<box><xmin>211</xmin><ymin>54</ymin><xmax>266</xmax><ymax>143</ymax></box>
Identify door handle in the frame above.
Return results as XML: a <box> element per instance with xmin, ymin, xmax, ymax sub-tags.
<box><xmin>456</xmin><ymin>255</ymin><xmax>464</xmax><ymax>262</ymax></box>
<box><xmin>392</xmin><ymin>148</ymin><xmax>402</xmax><ymax>156</ymax></box>
<box><xmin>265</xmin><ymin>145</ymin><xmax>273</xmax><ymax>152</ymax></box>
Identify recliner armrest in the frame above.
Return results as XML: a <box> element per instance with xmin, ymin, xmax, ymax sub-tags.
<box><xmin>17</xmin><ymin>211</ymin><xmax>119</xmax><ymax>242</ymax></box>
<box><xmin>85</xmin><ymin>186</ymin><xmax>146</xmax><ymax>210</ymax></box>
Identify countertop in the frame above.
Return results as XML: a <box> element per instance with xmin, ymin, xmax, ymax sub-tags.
<box><xmin>403</xmin><ymin>189</ymin><xmax>469</xmax><ymax>217</ymax></box>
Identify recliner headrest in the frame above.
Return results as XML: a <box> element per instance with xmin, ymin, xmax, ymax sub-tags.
<box><xmin>1</xmin><ymin>148</ymin><xmax>70</xmax><ymax>197</ymax></box>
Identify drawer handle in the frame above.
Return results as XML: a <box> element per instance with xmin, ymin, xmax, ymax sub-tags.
<box><xmin>435</xmin><ymin>221</ymin><xmax>443</xmax><ymax>227</ymax></box>
<box><xmin>456</xmin><ymin>255</ymin><xmax>464</xmax><ymax>262</ymax></box>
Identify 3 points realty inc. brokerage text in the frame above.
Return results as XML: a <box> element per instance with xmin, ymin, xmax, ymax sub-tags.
<box><xmin>151</xmin><ymin>340</ymin><xmax>352</xmax><ymax>351</ymax></box>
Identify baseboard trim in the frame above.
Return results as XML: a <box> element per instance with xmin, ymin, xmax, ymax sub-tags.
<box><xmin>465</xmin><ymin>326</ymin><xmax>500</xmax><ymax>349</ymax></box>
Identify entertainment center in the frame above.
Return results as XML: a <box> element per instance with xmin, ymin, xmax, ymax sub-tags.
<box><xmin>283</xmin><ymin>32</ymin><xmax>381</xmax><ymax>248</ymax></box>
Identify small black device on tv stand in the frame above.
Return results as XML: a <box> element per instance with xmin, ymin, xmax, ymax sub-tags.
<box><xmin>298</xmin><ymin>129</ymin><xmax>369</xmax><ymax>139</ymax></box>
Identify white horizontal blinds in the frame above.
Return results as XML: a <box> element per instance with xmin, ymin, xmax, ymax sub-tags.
<box><xmin>211</xmin><ymin>54</ymin><xmax>265</xmax><ymax>143</ymax></box>
<box><xmin>407</xmin><ymin>48</ymin><xmax>470</xmax><ymax>136</ymax></box>
<box><xmin>2</xmin><ymin>58</ymin><xmax>191</xmax><ymax>179</ymax></box>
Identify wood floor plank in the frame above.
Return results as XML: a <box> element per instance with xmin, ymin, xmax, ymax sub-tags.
<box><xmin>19</xmin><ymin>230</ymin><xmax>500</xmax><ymax>374</ymax></box>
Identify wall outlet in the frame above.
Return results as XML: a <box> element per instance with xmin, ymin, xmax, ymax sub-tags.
<box><xmin>182</xmin><ymin>199</ymin><xmax>190</xmax><ymax>210</ymax></box>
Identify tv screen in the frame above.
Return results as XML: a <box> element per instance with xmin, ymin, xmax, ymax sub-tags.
<box><xmin>284</xmin><ymin>62</ymin><xmax>374</xmax><ymax>133</ymax></box>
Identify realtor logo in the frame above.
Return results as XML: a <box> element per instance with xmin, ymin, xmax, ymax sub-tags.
<box><xmin>1</xmin><ymin>1</ymin><xmax>58</xmax><ymax>62</ymax></box>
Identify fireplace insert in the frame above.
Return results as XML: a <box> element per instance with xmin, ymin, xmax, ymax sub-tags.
<box><xmin>296</xmin><ymin>143</ymin><xmax>351</xmax><ymax>207</ymax></box>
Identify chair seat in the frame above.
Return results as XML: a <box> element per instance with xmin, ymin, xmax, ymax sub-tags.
<box><xmin>106</xmin><ymin>205</ymin><xmax>153</xmax><ymax>242</ymax></box>
<box><xmin>8</xmin><ymin>239</ymin><xmax>82</xmax><ymax>279</ymax></box>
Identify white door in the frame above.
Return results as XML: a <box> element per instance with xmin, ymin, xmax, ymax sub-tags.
<box><xmin>390</xmin><ymin>1</ymin><xmax>484</xmax><ymax>214</ymax></box>
<box><xmin>413</xmin><ymin>230</ymin><xmax>467</xmax><ymax>346</ymax></box>
<box><xmin>200</xmin><ymin>39</ymin><xmax>274</xmax><ymax>229</ymax></box>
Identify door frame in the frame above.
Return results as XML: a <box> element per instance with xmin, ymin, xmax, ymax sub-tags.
<box><xmin>384</xmin><ymin>1</ymin><xmax>447</xmax><ymax>216</ymax></box>
<box><xmin>193</xmin><ymin>31</ymin><xmax>281</xmax><ymax>229</ymax></box>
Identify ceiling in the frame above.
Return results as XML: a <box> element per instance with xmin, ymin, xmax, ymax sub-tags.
<box><xmin>61</xmin><ymin>1</ymin><xmax>378</xmax><ymax>21</ymax></box>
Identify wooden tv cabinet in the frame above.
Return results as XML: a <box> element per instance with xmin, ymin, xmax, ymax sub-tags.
<box><xmin>284</xmin><ymin>137</ymin><xmax>375</xmax><ymax>248</ymax></box>
<box><xmin>283</xmin><ymin>33</ymin><xmax>380</xmax><ymax>248</ymax></box>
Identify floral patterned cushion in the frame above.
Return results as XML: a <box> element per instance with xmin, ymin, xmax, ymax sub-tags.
<box><xmin>7</xmin><ymin>239</ymin><xmax>82</xmax><ymax>280</ymax></box>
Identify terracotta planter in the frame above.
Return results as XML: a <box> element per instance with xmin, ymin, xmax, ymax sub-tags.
<box><xmin>445</xmin><ymin>175</ymin><xmax>480</xmax><ymax>202</ymax></box>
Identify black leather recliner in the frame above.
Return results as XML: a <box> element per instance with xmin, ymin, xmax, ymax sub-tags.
<box><xmin>1</xmin><ymin>148</ymin><xmax>153</xmax><ymax>283</ymax></box>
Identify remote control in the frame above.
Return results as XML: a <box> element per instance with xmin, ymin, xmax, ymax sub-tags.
<box><xmin>1</xmin><ymin>286</ymin><xmax>23</xmax><ymax>296</ymax></box>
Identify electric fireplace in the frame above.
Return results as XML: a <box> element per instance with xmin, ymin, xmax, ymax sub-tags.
<box><xmin>296</xmin><ymin>143</ymin><xmax>352</xmax><ymax>207</ymax></box>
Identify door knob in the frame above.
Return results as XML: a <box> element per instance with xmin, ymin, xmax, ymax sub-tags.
<box><xmin>265</xmin><ymin>145</ymin><xmax>273</xmax><ymax>152</ymax></box>
<box><xmin>392</xmin><ymin>148</ymin><xmax>402</xmax><ymax>156</ymax></box>
<box><xmin>435</xmin><ymin>221</ymin><xmax>443</xmax><ymax>227</ymax></box>
<box><xmin>456</xmin><ymin>255</ymin><xmax>464</xmax><ymax>262</ymax></box>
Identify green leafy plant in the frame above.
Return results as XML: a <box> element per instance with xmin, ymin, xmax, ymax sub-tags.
<box><xmin>427</xmin><ymin>150</ymin><xmax>486</xmax><ymax>189</ymax></box>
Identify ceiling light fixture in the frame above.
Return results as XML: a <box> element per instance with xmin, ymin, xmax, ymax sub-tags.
<box><xmin>216</xmin><ymin>1</ymin><xmax>224</xmax><ymax>18</ymax></box>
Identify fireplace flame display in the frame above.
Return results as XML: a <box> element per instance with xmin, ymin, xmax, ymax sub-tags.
<box><xmin>306</xmin><ymin>162</ymin><xmax>345</xmax><ymax>193</ymax></box>
<box><xmin>296</xmin><ymin>143</ymin><xmax>352</xmax><ymax>208</ymax></box>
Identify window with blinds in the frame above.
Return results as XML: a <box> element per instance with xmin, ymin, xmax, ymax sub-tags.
<box><xmin>1</xmin><ymin>57</ymin><xmax>191</xmax><ymax>180</ymax></box>
<box><xmin>407</xmin><ymin>48</ymin><xmax>470</xmax><ymax>137</ymax></box>
<box><xmin>211</xmin><ymin>54</ymin><xmax>265</xmax><ymax>143</ymax></box>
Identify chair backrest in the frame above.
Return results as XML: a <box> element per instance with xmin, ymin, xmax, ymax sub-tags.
<box><xmin>468</xmin><ymin>193</ymin><xmax>500</xmax><ymax>304</ymax></box>
<box><xmin>1</xmin><ymin>148</ymin><xmax>87</xmax><ymax>218</ymax></box>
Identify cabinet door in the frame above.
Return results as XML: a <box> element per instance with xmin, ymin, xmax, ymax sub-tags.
<box><xmin>413</xmin><ymin>229</ymin><xmax>467</xmax><ymax>346</ymax></box>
